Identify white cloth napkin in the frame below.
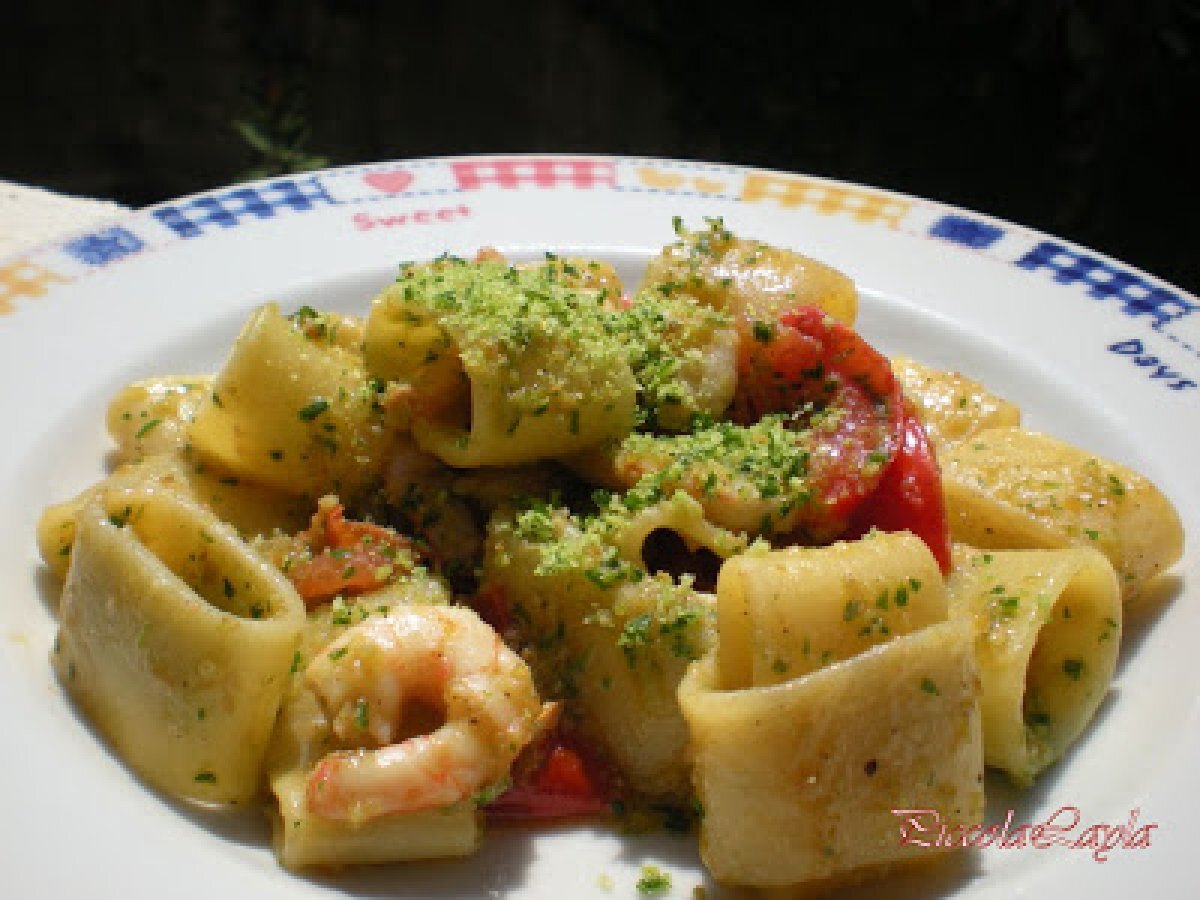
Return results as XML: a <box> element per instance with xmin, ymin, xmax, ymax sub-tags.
<box><xmin>0</xmin><ymin>180</ymin><xmax>127</xmax><ymax>259</ymax></box>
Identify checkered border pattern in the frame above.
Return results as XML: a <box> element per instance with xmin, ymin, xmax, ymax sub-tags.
<box><xmin>451</xmin><ymin>157</ymin><xmax>617</xmax><ymax>190</ymax></box>
<box><xmin>1016</xmin><ymin>241</ymin><xmax>1197</xmax><ymax>326</ymax></box>
<box><xmin>62</xmin><ymin>226</ymin><xmax>145</xmax><ymax>266</ymax></box>
<box><xmin>739</xmin><ymin>172</ymin><xmax>911</xmax><ymax>226</ymax></box>
<box><xmin>0</xmin><ymin>258</ymin><xmax>66</xmax><ymax>314</ymax></box>
<box><xmin>151</xmin><ymin>176</ymin><xmax>334</xmax><ymax>239</ymax></box>
<box><xmin>3</xmin><ymin>158</ymin><xmax>1192</xmax><ymax>344</ymax></box>
<box><xmin>929</xmin><ymin>214</ymin><xmax>1004</xmax><ymax>250</ymax></box>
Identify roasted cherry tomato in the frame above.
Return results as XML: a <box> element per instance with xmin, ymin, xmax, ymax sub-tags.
<box><xmin>732</xmin><ymin>305</ymin><xmax>948</xmax><ymax>566</ymax></box>
<box><xmin>286</xmin><ymin>502</ymin><xmax>418</xmax><ymax>605</ymax></box>
<box><xmin>732</xmin><ymin>306</ymin><xmax>901</xmax><ymax>535</ymax></box>
<box><xmin>485</xmin><ymin>733</ymin><xmax>613</xmax><ymax>823</ymax></box>
<box><xmin>847</xmin><ymin>400</ymin><xmax>952</xmax><ymax>573</ymax></box>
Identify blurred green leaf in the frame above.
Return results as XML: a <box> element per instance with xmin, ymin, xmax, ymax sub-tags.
<box><xmin>232</xmin><ymin>80</ymin><xmax>329</xmax><ymax>181</ymax></box>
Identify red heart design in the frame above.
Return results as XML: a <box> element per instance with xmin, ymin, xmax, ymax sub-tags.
<box><xmin>363</xmin><ymin>170</ymin><xmax>414</xmax><ymax>193</ymax></box>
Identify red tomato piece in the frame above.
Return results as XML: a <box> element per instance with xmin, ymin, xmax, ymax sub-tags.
<box><xmin>731</xmin><ymin>305</ymin><xmax>903</xmax><ymax>538</ymax></box>
<box><xmin>537</xmin><ymin>745</ymin><xmax>596</xmax><ymax>796</ymax></box>
<box><xmin>730</xmin><ymin>305</ymin><xmax>949</xmax><ymax>564</ymax></box>
<box><xmin>847</xmin><ymin>401</ymin><xmax>953</xmax><ymax>573</ymax></box>
<box><xmin>286</xmin><ymin>502</ymin><xmax>417</xmax><ymax>606</ymax></box>
<box><xmin>485</xmin><ymin>736</ymin><xmax>612</xmax><ymax>824</ymax></box>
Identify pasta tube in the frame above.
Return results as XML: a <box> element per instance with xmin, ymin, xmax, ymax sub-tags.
<box><xmin>37</xmin><ymin>452</ymin><xmax>308</xmax><ymax>579</ymax></box>
<box><xmin>680</xmin><ymin>621</ymin><xmax>983</xmax><ymax>889</ymax></box>
<box><xmin>941</xmin><ymin>427</ymin><xmax>1183</xmax><ymax>598</ymax></box>
<box><xmin>680</xmin><ymin>534</ymin><xmax>983</xmax><ymax>888</ymax></box>
<box><xmin>53</xmin><ymin>487</ymin><xmax>305</xmax><ymax>803</ymax></box>
<box><xmin>270</xmin><ymin>771</ymin><xmax>479</xmax><ymax>868</ymax></box>
<box><xmin>947</xmin><ymin>545</ymin><xmax>1121</xmax><ymax>785</ymax></box>
<box><xmin>106</xmin><ymin>375</ymin><xmax>212</xmax><ymax>463</ymax></box>
<box><xmin>716</xmin><ymin>532</ymin><xmax>948</xmax><ymax>689</ymax></box>
<box><xmin>891</xmin><ymin>355</ymin><xmax>1021</xmax><ymax>452</ymax></box>
<box><xmin>365</xmin><ymin>258</ymin><xmax>638</xmax><ymax>466</ymax></box>
<box><xmin>638</xmin><ymin>217</ymin><xmax>859</xmax><ymax>325</ymax></box>
<box><xmin>485</xmin><ymin>492</ymin><xmax>743</xmax><ymax>798</ymax></box>
<box><xmin>188</xmin><ymin>303</ymin><xmax>395</xmax><ymax>498</ymax></box>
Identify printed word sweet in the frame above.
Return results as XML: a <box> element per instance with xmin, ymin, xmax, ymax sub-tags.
<box><xmin>891</xmin><ymin>806</ymin><xmax>1156</xmax><ymax>862</ymax></box>
<box><xmin>352</xmin><ymin>204</ymin><xmax>472</xmax><ymax>231</ymax></box>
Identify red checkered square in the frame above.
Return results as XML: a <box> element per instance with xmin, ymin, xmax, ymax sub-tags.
<box><xmin>452</xmin><ymin>158</ymin><xmax>616</xmax><ymax>191</ymax></box>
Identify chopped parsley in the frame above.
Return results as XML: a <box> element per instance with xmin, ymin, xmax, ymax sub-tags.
<box><xmin>376</xmin><ymin>257</ymin><xmax>635</xmax><ymax>422</ymax></box>
<box><xmin>298</xmin><ymin>398</ymin><xmax>330</xmax><ymax>421</ymax></box>
<box><xmin>636</xmin><ymin>865</ymin><xmax>672</xmax><ymax>895</ymax></box>
<box><xmin>618</xmin><ymin>614</ymin><xmax>654</xmax><ymax>666</ymax></box>
<box><xmin>134</xmin><ymin>418</ymin><xmax>162</xmax><ymax>439</ymax></box>
<box><xmin>354</xmin><ymin>697</ymin><xmax>370</xmax><ymax>730</ymax></box>
<box><xmin>615</xmin><ymin>416</ymin><xmax>817</xmax><ymax>537</ymax></box>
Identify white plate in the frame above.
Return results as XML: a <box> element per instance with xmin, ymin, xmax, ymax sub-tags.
<box><xmin>1</xmin><ymin>155</ymin><xmax>1195</xmax><ymax>899</ymax></box>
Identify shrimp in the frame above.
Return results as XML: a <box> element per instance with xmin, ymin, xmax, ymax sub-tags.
<box><xmin>303</xmin><ymin>604</ymin><xmax>543</xmax><ymax>823</ymax></box>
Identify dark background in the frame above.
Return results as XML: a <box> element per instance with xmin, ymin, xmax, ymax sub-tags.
<box><xmin>4</xmin><ymin>1</ymin><xmax>1197</xmax><ymax>292</ymax></box>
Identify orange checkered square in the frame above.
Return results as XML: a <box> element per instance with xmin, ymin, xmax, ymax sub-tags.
<box><xmin>0</xmin><ymin>258</ymin><xmax>66</xmax><ymax>315</ymax></box>
<box><xmin>740</xmin><ymin>173</ymin><xmax>911</xmax><ymax>227</ymax></box>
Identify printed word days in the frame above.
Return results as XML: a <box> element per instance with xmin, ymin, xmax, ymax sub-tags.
<box><xmin>1107</xmin><ymin>338</ymin><xmax>1197</xmax><ymax>391</ymax></box>
<box><xmin>892</xmin><ymin>806</ymin><xmax>1156</xmax><ymax>862</ymax></box>
<box><xmin>352</xmin><ymin>204</ymin><xmax>472</xmax><ymax>231</ymax></box>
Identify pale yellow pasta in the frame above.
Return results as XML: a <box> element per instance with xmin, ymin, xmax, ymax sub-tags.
<box><xmin>106</xmin><ymin>375</ymin><xmax>212</xmax><ymax>463</ymax></box>
<box><xmin>608</xmin><ymin>489</ymin><xmax>746</xmax><ymax>568</ymax></box>
<box><xmin>188</xmin><ymin>303</ymin><xmax>395</xmax><ymax>497</ymax></box>
<box><xmin>291</xmin><ymin>308</ymin><xmax>368</xmax><ymax>354</ymax></box>
<box><xmin>518</xmin><ymin>254</ymin><xmax>624</xmax><ymax>296</ymax></box>
<box><xmin>365</xmin><ymin>262</ymin><xmax>638</xmax><ymax>467</ymax></box>
<box><xmin>638</xmin><ymin>217</ymin><xmax>859</xmax><ymax>325</ymax></box>
<box><xmin>270</xmin><ymin>771</ymin><xmax>479</xmax><ymax>868</ymax></box>
<box><xmin>485</xmin><ymin>492</ymin><xmax>743</xmax><ymax>798</ymax></box>
<box><xmin>38</xmin><ymin>463</ymin><xmax>162</xmax><ymax>580</ymax></box>
<box><xmin>681</xmin><ymin>535</ymin><xmax>983</xmax><ymax>888</ymax></box>
<box><xmin>53</xmin><ymin>487</ymin><xmax>304</xmax><ymax>803</ymax></box>
<box><xmin>942</xmin><ymin>427</ymin><xmax>1184</xmax><ymax>597</ymax></box>
<box><xmin>37</xmin><ymin>451</ymin><xmax>309</xmax><ymax>579</ymax></box>
<box><xmin>680</xmin><ymin>620</ymin><xmax>983</xmax><ymax>889</ymax></box>
<box><xmin>891</xmin><ymin>355</ymin><xmax>1021</xmax><ymax>452</ymax></box>
<box><xmin>947</xmin><ymin>545</ymin><xmax>1121</xmax><ymax>785</ymax></box>
<box><xmin>716</xmin><ymin>532</ymin><xmax>948</xmax><ymax>688</ymax></box>
<box><xmin>636</xmin><ymin>309</ymin><xmax>739</xmax><ymax>434</ymax></box>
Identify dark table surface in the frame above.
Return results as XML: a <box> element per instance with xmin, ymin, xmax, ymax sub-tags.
<box><xmin>4</xmin><ymin>1</ymin><xmax>1196</xmax><ymax>293</ymax></box>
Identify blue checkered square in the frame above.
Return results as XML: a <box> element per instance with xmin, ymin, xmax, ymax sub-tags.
<box><xmin>62</xmin><ymin>226</ymin><xmax>144</xmax><ymax>266</ymax></box>
<box><xmin>929</xmin><ymin>214</ymin><xmax>1004</xmax><ymax>250</ymax></box>
<box><xmin>152</xmin><ymin>177</ymin><xmax>334</xmax><ymax>239</ymax></box>
<box><xmin>1016</xmin><ymin>241</ymin><xmax>1197</xmax><ymax>326</ymax></box>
